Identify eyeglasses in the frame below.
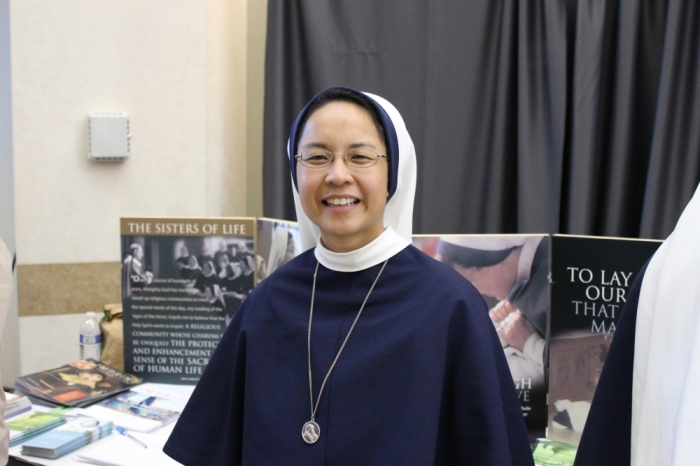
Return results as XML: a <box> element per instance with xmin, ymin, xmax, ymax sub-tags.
<box><xmin>295</xmin><ymin>149</ymin><xmax>388</xmax><ymax>169</ymax></box>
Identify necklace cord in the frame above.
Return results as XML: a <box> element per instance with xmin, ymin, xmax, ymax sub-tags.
<box><xmin>307</xmin><ymin>259</ymin><xmax>389</xmax><ymax>421</ymax></box>
<box><xmin>307</xmin><ymin>262</ymin><xmax>319</xmax><ymax>419</ymax></box>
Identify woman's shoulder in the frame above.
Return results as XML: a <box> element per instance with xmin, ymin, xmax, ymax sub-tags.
<box><xmin>382</xmin><ymin>247</ymin><xmax>494</xmax><ymax>337</ymax></box>
<box><xmin>246</xmin><ymin>249</ymin><xmax>315</xmax><ymax>296</ymax></box>
<box><xmin>249</xmin><ymin>245</ymin><xmax>483</xmax><ymax>301</ymax></box>
<box><xmin>398</xmin><ymin>245</ymin><xmax>481</xmax><ymax>288</ymax></box>
<box><xmin>263</xmin><ymin>248</ymin><xmax>314</xmax><ymax>276</ymax></box>
<box><xmin>229</xmin><ymin>250</ymin><xmax>315</xmax><ymax>328</ymax></box>
<box><xmin>380</xmin><ymin>245</ymin><xmax>487</xmax><ymax>309</ymax></box>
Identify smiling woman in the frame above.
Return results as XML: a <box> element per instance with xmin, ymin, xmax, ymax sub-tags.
<box><xmin>296</xmin><ymin>100</ymin><xmax>389</xmax><ymax>253</ymax></box>
<box><xmin>164</xmin><ymin>87</ymin><xmax>535</xmax><ymax>465</ymax></box>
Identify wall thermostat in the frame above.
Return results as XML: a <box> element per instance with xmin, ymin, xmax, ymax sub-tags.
<box><xmin>88</xmin><ymin>112</ymin><xmax>130</xmax><ymax>162</ymax></box>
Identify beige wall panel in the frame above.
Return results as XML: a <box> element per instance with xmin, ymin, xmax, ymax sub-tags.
<box><xmin>17</xmin><ymin>262</ymin><xmax>120</xmax><ymax>317</ymax></box>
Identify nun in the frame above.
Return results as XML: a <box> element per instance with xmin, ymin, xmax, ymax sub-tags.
<box><xmin>164</xmin><ymin>87</ymin><xmax>533</xmax><ymax>465</ymax></box>
<box><xmin>575</xmin><ymin>183</ymin><xmax>700</xmax><ymax>466</ymax></box>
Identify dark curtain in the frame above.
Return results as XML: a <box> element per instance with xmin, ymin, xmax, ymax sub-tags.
<box><xmin>263</xmin><ymin>0</ymin><xmax>700</xmax><ymax>240</ymax></box>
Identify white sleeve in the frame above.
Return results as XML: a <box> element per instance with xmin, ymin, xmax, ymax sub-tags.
<box><xmin>522</xmin><ymin>332</ymin><xmax>545</xmax><ymax>370</ymax></box>
<box><xmin>502</xmin><ymin>333</ymin><xmax>545</xmax><ymax>382</ymax></box>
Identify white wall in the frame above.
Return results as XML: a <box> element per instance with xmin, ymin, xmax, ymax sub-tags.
<box><xmin>0</xmin><ymin>0</ymin><xmax>20</xmax><ymax>386</ymax></box>
<box><xmin>206</xmin><ymin>0</ymin><xmax>249</xmax><ymax>218</ymax></box>
<box><xmin>246</xmin><ymin>0</ymin><xmax>267</xmax><ymax>217</ymax></box>
<box><xmin>0</xmin><ymin>0</ymin><xmax>13</xmax><ymax>250</ymax></box>
<box><xmin>8</xmin><ymin>0</ymin><xmax>264</xmax><ymax>379</ymax></box>
<box><xmin>11</xmin><ymin>0</ymin><xmax>248</xmax><ymax>265</ymax></box>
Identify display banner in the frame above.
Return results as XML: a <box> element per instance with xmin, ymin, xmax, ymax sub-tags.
<box><xmin>413</xmin><ymin>234</ymin><xmax>550</xmax><ymax>444</ymax></box>
<box><xmin>547</xmin><ymin>235</ymin><xmax>661</xmax><ymax>445</ymax></box>
<box><xmin>120</xmin><ymin>217</ymin><xmax>256</xmax><ymax>384</ymax></box>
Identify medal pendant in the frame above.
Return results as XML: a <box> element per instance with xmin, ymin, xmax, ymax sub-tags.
<box><xmin>302</xmin><ymin>420</ymin><xmax>320</xmax><ymax>444</ymax></box>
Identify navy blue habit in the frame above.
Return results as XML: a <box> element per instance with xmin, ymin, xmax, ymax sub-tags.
<box><xmin>164</xmin><ymin>246</ymin><xmax>534</xmax><ymax>465</ymax></box>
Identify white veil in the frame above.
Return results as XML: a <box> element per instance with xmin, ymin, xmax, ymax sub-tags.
<box><xmin>288</xmin><ymin>90</ymin><xmax>417</xmax><ymax>254</ymax></box>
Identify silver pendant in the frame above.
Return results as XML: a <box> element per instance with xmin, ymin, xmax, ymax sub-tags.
<box><xmin>302</xmin><ymin>420</ymin><xmax>320</xmax><ymax>444</ymax></box>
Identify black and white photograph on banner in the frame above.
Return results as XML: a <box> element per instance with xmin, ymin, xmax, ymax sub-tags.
<box><xmin>174</xmin><ymin>236</ymin><xmax>256</xmax><ymax>327</ymax></box>
<box><xmin>255</xmin><ymin>218</ymin><xmax>301</xmax><ymax>283</ymax></box>
<box><xmin>120</xmin><ymin>217</ymin><xmax>255</xmax><ymax>384</ymax></box>
<box><xmin>121</xmin><ymin>239</ymin><xmax>153</xmax><ymax>300</ymax></box>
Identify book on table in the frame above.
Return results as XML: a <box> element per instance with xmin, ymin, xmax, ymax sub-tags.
<box><xmin>3</xmin><ymin>391</ymin><xmax>32</xmax><ymax>419</ymax></box>
<box><xmin>14</xmin><ymin>359</ymin><xmax>142</xmax><ymax>407</ymax></box>
<box><xmin>7</xmin><ymin>410</ymin><xmax>66</xmax><ymax>447</ymax></box>
<box><xmin>80</xmin><ymin>385</ymin><xmax>187</xmax><ymax>432</ymax></box>
<box><xmin>73</xmin><ymin>424</ymin><xmax>183</xmax><ymax>466</ymax></box>
<box><xmin>532</xmin><ymin>438</ymin><xmax>578</xmax><ymax>466</ymax></box>
<box><xmin>20</xmin><ymin>415</ymin><xmax>113</xmax><ymax>459</ymax></box>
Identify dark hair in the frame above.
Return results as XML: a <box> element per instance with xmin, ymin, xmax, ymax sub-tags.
<box><xmin>295</xmin><ymin>87</ymin><xmax>386</xmax><ymax>152</ymax></box>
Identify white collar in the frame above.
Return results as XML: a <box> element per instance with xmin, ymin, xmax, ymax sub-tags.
<box><xmin>314</xmin><ymin>227</ymin><xmax>410</xmax><ymax>272</ymax></box>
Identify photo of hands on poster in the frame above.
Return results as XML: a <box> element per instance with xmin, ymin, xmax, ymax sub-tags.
<box><xmin>413</xmin><ymin>234</ymin><xmax>549</xmax><ymax>442</ymax></box>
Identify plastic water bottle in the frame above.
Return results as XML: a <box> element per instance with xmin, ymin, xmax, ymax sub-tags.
<box><xmin>79</xmin><ymin>311</ymin><xmax>101</xmax><ymax>361</ymax></box>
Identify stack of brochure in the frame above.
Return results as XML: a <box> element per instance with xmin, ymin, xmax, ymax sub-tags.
<box><xmin>532</xmin><ymin>438</ymin><xmax>578</xmax><ymax>466</ymax></box>
<box><xmin>81</xmin><ymin>385</ymin><xmax>187</xmax><ymax>432</ymax></box>
<box><xmin>3</xmin><ymin>392</ymin><xmax>32</xmax><ymax>419</ymax></box>
<box><xmin>14</xmin><ymin>359</ymin><xmax>142</xmax><ymax>407</ymax></box>
<box><xmin>8</xmin><ymin>410</ymin><xmax>66</xmax><ymax>447</ymax></box>
<box><xmin>73</xmin><ymin>426</ymin><xmax>182</xmax><ymax>466</ymax></box>
<box><xmin>20</xmin><ymin>415</ymin><xmax>113</xmax><ymax>459</ymax></box>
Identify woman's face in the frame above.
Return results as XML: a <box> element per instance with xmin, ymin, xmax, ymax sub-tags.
<box><xmin>79</xmin><ymin>372</ymin><xmax>104</xmax><ymax>382</ymax></box>
<box><xmin>285</xmin><ymin>234</ymin><xmax>296</xmax><ymax>259</ymax></box>
<box><xmin>296</xmin><ymin>101</ymin><xmax>388</xmax><ymax>252</ymax></box>
<box><xmin>71</xmin><ymin>360</ymin><xmax>96</xmax><ymax>370</ymax></box>
<box><xmin>228</xmin><ymin>263</ymin><xmax>242</xmax><ymax>278</ymax></box>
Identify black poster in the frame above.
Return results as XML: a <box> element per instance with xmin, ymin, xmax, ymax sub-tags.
<box><xmin>121</xmin><ymin>217</ymin><xmax>256</xmax><ymax>384</ymax></box>
<box><xmin>548</xmin><ymin>235</ymin><xmax>661</xmax><ymax>445</ymax></box>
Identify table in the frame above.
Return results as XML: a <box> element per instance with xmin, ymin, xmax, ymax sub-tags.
<box><xmin>8</xmin><ymin>383</ymin><xmax>194</xmax><ymax>466</ymax></box>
